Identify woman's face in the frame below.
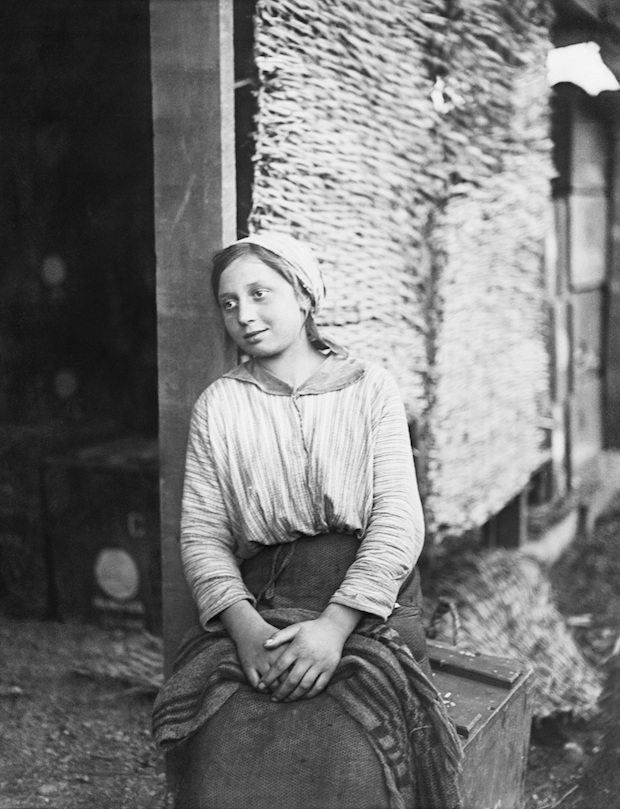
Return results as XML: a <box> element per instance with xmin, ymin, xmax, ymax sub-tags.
<box><xmin>217</xmin><ymin>255</ymin><xmax>310</xmax><ymax>359</ymax></box>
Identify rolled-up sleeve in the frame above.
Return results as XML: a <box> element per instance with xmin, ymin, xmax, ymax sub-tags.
<box><xmin>329</xmin><ymin>374</ymin><xmax>424</xmax><ymax>620</ymax></box>
<box><xmin>180</xmin><ymin>393</ymin><xmax>254</xmax><ymax>627</ymax></box>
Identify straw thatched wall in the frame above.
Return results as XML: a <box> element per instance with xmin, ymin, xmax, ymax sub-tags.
<box><xmin>250</xmin><ymin>0</ymin><xmax>444</xmax><ymax>415</ymax></box>
<box><xmin>249</xmin><ymin>0</ymin><xmax>553</xmax><ymax>535</ymax></box>
<box><xmin>423</xmin><ymin>6</ymin><xmax>554</xmax><ymax>532</ymax></box>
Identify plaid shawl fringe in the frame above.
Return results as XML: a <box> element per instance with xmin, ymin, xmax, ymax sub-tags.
<box><xmin>152</xmin><ymin>608</ymin><xmax>463</xmax><ymax>809</ymax></box>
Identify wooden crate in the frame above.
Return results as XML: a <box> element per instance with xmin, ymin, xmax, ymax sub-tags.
<box><xmin>43</xmin><ymin>436</ymin><xmax>161</xmax><ymax>634</ymax></box>
<box><xmin>428</xmin><ymin>640</ymin><xmax>533</xmax><ymax>809</ymax></box>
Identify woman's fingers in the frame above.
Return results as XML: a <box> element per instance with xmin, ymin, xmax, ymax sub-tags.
<box><xmin>245</xmin><ymin>666</ymin><xmax>261</xmax><ymax>690</ymax></box>
<box><xmin>260</xmin><ymin>667</ymin><xmax>291</xmax><ymax>692</ymax></box>
<box><xmin>280</xmin><ymin>668</ymin><xmax>323</xmax><ymax>702</ymax></box>
<box><xmin>263</xmin><ymin>624</ymin><xmax>300</xmax><ymax>649</ymax></box>
<box><xmin>258</xmin><ymin>618</ymin><xmax>343</xmax><ymax>697</ymax></box>
<box><xmin>303</xmin><ymin>671</ymin><xmax>331</xmax><ymax>699</ymax></box>
<box><xmin>270</xmin><ymin>661</ymin><xmax>314</xmax><ymax>702</ymax></box>
<box><xmin>258</xmin><ymin>649</ymin><xmax>296</xmax><ymax>690</ymax></box>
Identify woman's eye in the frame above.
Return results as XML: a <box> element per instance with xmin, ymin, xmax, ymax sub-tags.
<box><xmin>253</xmin><ymin>289</ymin><xmax>268</xmax><ymax>300</ymax></box>
<box><xmin>221</xmin><ymin>299</ymin><xmax>237</xmax><ymax>311</ymax></box>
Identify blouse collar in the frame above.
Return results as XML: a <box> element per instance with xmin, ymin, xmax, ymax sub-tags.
<box><xmin>222</xmin><ymin>352</ymin><xmax>366</xmax><ymax>396</ymax></box>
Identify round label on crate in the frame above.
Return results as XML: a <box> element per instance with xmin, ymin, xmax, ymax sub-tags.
<box><xmin>94</xmin><ymin>548</ymin><xmax>140</xmax><ymax>601</ymax></box>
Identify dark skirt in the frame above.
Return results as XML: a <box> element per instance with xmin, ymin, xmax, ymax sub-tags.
<box><xmin>240</xmin><ymin>532</ymin><xmax>431</xmax><ymax>675</ymax></box>
<box><xmin>160</xmin><ymin>535</ymin><xmax>461</xmax><ymax>809</ymax></box>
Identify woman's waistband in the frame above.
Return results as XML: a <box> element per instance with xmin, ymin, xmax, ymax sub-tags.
<box><xmin>240</xmin><ymin>532</ymin><xmax>422</xmax><ymax>614</ymax></box>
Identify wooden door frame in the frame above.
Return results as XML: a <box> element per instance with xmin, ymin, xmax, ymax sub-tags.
<box><xmin>150</xmin><ymin>0</ymin><xmax>237</xmax><ymax>675</ymax></box>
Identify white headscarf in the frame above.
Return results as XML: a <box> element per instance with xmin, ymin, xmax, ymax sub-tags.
<box><xmin>235</xmin><ymin>232</ymin><xmax>326</xmax><ymax>315</ymax></box>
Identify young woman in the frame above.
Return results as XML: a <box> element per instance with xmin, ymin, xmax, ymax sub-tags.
<box><xmin>153</xmin><ymin>232</ymin><xmax>462</xmax><ymax>809</ymax></box>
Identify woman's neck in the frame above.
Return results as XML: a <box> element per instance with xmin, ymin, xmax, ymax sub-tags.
<box><xmin>255</xmin><ymin>341</ymin><xmax>326</xmax><ymax>389</ymax></box>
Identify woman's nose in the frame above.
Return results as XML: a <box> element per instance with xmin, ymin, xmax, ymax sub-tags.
<box><xmin>236</xmin><ymin>298</ymin><xmax>256</xmax><ymax>325</ymax></box>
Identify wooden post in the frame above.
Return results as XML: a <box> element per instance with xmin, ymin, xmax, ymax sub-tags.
<box><xmin>606</xmin><ymin>115</ymin><xmax>620</xmax><ymax>448</ymax></box>
<box><xmin>150</xmin><ymin>0</ymin><xmax>236</xmax><ymax>675</ymax></box>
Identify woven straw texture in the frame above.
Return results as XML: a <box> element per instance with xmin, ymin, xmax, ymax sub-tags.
<box><xmin>73</xmin><ymin>631</ymin><xmax>163</xmax><ymax>694</ymax></box>
<box><xmin>423</xmin><ymin>5</ymin><xmax>553</xmax><ymax>532</ymax></box>
<box><xmin>424</xmin><ymin>549</ymin><xmax>602</xmax><ymax>720</ymax></box>
<box><xmin>250</xmin><ymin>0</ymin><xmax>553</xmax><ymax>535</ymax></box>
<box><xmin>250</xmin><ymin>0</ymin><xmax>445</xmax><ymax>417</ymax></box>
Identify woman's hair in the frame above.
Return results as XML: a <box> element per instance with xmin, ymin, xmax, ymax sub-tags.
<box><xmin>211</xmin><ymin>242</ymin><xmax>329</xmax><ymax>349</ymax></box>
<box><xmin>211</xmin><ymin>242</ymin><xmax>310</xmax><ymax>306</ymax></box>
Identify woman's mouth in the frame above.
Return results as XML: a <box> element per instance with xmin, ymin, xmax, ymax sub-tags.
<box><xmin>244</xmin><ymin>329</ymin><xmax>267</xmax><ymax>343</ymax></box>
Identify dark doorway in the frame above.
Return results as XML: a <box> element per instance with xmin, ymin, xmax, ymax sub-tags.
<box><xmin>0</xmin><ymin>0</ymin><xmax>156</xmax><ymax>617</ymax></box>
<box><xmin>0</xmin><ymin>0</ymin><xmax>156</xmax><ymax>434</ymax></box>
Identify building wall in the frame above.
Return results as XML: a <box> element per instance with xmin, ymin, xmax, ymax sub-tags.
<box><xmin>550</xmin><ymin>85</ymin><xmax>613</xmax><ymax>486</ymax></box>
<box><xmin>249</xmin><ymin>0</ymin><xmax>553</xmax><ymax>536</ymax></box>
<box><xmin>424</xmin><ymin>11</ymin><xmax>554</xmax><ymax>533</ymax></box>
<box><xmin>250</xmin><ymin>0</ymin><xmax>441</xmax><ymax>420</ymax></box>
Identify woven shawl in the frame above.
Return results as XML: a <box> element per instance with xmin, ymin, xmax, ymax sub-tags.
<box><xmin>153</xmin><ymin>608</ymin><xmax>462</xmax><ymax>809</ymax></box>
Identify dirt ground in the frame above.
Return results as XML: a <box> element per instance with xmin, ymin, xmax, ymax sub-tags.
<box><xmin>0</xmin><ymin>618</ymin><xmax>171</xmax><ymax>809</ymax></box>
<box><xmin>1</xmin><ymin>497</ymin><xmax>620</xmax><ymax>809</ymax></box>
<box><xmin>524</xmin><ymin>493</ymin><xmax>620</xmax><ymax>809</ymax></box>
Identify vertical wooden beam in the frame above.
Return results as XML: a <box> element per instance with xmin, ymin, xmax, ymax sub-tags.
<box><xmin>606</xmin><ymin>121</ymin><xmax>620</xmax><ymax>448</ymax></box>
<box><xmin>150</xmin><ymin>0</ymin><xmax>236</xmax><ymax>674</ymax></box>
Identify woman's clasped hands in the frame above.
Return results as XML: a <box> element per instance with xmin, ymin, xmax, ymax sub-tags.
<box><xmin>222</xmin><ymin>600</ymin><xmax>362</xmax><ymax>702</ymax></box>
<box><xmin>258</xmin><ymin>602</ymin><xmax>362</xmax><ymax>702</ymax></box>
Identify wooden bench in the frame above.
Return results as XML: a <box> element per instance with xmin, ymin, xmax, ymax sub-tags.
<box><xmin>428</xmin><ymin>640</ymin><xmax>534</xmax><ymax>809</ymax></box>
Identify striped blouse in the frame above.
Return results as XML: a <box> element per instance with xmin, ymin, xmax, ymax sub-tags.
<box><xmin>180</xmin><ymin>353</ymin><xmax>425</xmax><ymax>626</ymax></box>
